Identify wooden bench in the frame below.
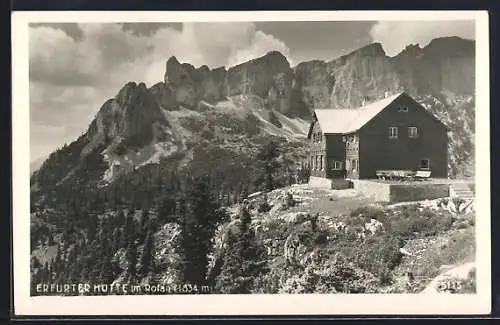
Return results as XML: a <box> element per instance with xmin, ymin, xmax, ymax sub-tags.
<box><xmin>413</xmin><ymin>170</ymin><xmax>431</xmax><ymax>181</ymax></box>
<box><xmin>376</xmin><ymin>170</ymin><xmax>415</xmax><ymax>181</ymax></box>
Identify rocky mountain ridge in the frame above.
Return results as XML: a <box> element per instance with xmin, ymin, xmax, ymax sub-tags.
<box><xmin>31</xmin><ymin>36</ymin><xmax>475</xmax><ymax>196</ymax></box>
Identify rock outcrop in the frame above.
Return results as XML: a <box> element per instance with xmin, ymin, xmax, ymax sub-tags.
<box><xmin>86</xmin><ymin>81</ymin><xmax>170</xmax><ymax>150</ymax></box>
<box><xmin>224</xmin><ymin>51</ymin><xmax>292</xmax><ymax>98</ymax></box>
<box><xmin>292</xmin><ymin>60</ymin><xmax>333</xmax><ymax>111</ymax></box>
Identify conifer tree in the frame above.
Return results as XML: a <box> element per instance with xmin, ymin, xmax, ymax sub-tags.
<box><xmin>179</xmin><ymin>175</ymin><xmax>227</xmax><ymax>287</ymax></box>
<box><xmin>216</xmin><ymin>205</ymin><xmax>268</xmax><ymax>293</ymax></box>
<box><xmin>255</xmin><ymin>140</ymin><xmax>281</xmax><ymax>191</ymax></box>
<box><xmin>126</xmin><ymin>241</ymin><xmax>138</xmax><ymax>281</ymax></box>
<box><xmin>139</xmin><ymin>209</ymin><xmax>150</xmax><ymax>240</ymax></box>
<box><xmin>140</xmin><ymin>228</ymin><xmax>154</xmax><ymax>276</ymax></box>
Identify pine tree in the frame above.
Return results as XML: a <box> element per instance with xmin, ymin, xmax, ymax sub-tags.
<box><xmin>255</xmin><ymin>140</ymin><xmax>281</xmax><ymax>191</ymax></box>
<box><xmin>99</xmin><ymin>240</ymin><xmax>115</xmax><ymax>284</ymax></box>
<box><xmin>126</xmin><ymin>241</ymin><xmax>138</xmax><ymax>281</ymax></box>
<box><xmin>179</xmin><ymin>175</ymin><xmax>227</xmax><ymax>287</ymax></box>
<box><xmin>139</xmin><ymin>209</ymin><xmax>150</xmax><ymax>240</ymax></box>
<box><xmin>121</xmin><ymin>212</ymin><xmax>135</xmax><ymax>249</ymax></box>
<box><xmin>140</xmin><ymin>228</ymin><xmax>154</xmax><ymax>276</ymax></box>
<box><xmin>116</xmin><ymin>209</ymin><xmax>125</xmax><ymax>226</ymax></box>
<box><xmin>216</xmin><ymin>205</ymin><xmax>268</xmax><ymax>293</ymax></box>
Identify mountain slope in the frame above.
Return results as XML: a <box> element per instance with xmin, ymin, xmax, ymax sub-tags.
<box><xmin>31</xmin><ymin>36</ymin><xmax>475</xmax><ymax>206</ymax></box>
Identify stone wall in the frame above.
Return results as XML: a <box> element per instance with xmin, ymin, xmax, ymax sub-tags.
<box><xmin>308</xmin><ymin>176</ymin><xmax>333</xmax><ymax>189</ymax></box>
<box><xmin>390</xmin><ymin>183</ymin><xmax>450</xmax><ymax>202</ymax></box>
<box><xmin>351</xmin><ymin>180</ymin><xmax>450</xmax><ymax>203</ymax></box>
<box><xmin>351</xmin><ymin>180</ymin><xmax>391</xmax><ymax>202</ymax></box>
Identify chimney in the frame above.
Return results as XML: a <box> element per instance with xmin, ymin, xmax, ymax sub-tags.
<box><xmin>384</xmin><ymin>91</ymin><xmax>389</xmax><ymax>98</ymax></box>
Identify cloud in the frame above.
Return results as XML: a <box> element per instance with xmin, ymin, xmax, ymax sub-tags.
<box><xmin>29</xmin><ymin>22</ymin><xmax>293</xmax><ymax>161</ymax></box>
<box><xmin>369</xmin><ymin>20</ymin><xmax>475</xmax><ymax>56</ymax></box>
<box><xmin>228</xmin><ymin>30</ymin><xmax>294</xmax><ymax>67</ymax></box>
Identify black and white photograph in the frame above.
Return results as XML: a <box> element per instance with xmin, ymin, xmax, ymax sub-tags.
<box><xmin>12</xmin><ymin>11</ymin><xmax>490</xmax><ymax>315</ymax></box>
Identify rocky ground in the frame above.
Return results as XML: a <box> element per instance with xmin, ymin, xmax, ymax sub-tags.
<box><xmin>31</xmin><ymin>182</ymin><xmax>476</xmax><ymax>294</ymax></box>
<box><xmin>209</xmin><ymin>184</ymin><xmax>476</xmax><ymax>294</ymax></box>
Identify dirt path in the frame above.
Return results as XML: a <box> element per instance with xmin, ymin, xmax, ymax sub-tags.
<box><xmin>420</xmin><ymin>262</ymin><xmax>475</xmax><ymax>294</ymax></box>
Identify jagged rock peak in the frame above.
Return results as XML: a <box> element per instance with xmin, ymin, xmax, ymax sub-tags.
<box><xmin>345</xmin><ymin>42</ymin><xmax>386</xmax><ymax>58</ymax></box>
<box><xmin>295</xmin><ymin>59</ymin><xmax>326</xmax><ymax>68</ymax></box>
<box><xmin>424</xmin><ymin>36</ymin><xmax>474</xmax><ymax>57</ymax></box>
<box><xmin>114</xmin><ymin>81</ymin><xmax>151</xmax><ymax>107</ymax></box>
<box><xmin>229</xmin><ymin>50</ymin><xmax>291</xmax><ymax>70</ymax></box>
<box><xmin>266</xmin><ymin>50</ymin><xmax>288</xmax><ymax>58</ymax></box>
<box><xmin>166</xmin><ymin>56</ymin><xmax>180</xmax><ymax>66</ymax></box>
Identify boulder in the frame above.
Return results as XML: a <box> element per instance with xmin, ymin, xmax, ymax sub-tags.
<box><xmin>364</xmin><ymin>218</ymin><xmax>384</xmax><ymax>235</ymax></box>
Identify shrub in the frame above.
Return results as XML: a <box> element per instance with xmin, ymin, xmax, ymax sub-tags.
<box><xmin>355</xmin><ymin>234</ymin><xmax>403</xmax><ymax>285</ymax></box>
<box><xmin>386</xmin><ymin>206</ymin><xmax>454</xmax><ymax>240</ymax></box>
<box><xmin>279</xmin><ymin>253</ymin><xmax>379</xmax><ymax>294</ymax></box>
<box><xmin>410</xmin><ymin>228</ymin><xmax>475</xmax><ymax>278</ymax></box>
<box><xmin>350</xmin><ymin>205</ymin><xmax>386</xmax><ymax>220</ymax></box>
<box><xmin>313</xmin><ymin>230</ymin><xmax>329</xmax><ymax>245</ymax></box>
<box><xmin>257</xmin><ymin>202</ymin><xmax>271</xmax><ymax>213</ymax></box>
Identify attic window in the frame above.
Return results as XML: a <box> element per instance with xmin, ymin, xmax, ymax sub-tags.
<box><xmin>398</xmin><ymin>106</ymin><xmax>409</xmax><ymax>112</ymax></box>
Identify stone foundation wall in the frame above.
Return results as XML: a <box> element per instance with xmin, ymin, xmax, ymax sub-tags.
<box><xmin>390</xmin><ymin>184</ymin><xmax>449</xmax><ymax>202</ymax></box>
<box><xmin>308</xmin><ymin>177</ymin><xmax>352</xmax><ymax>190</ymax></box>
<box><xmin>351</xmin><ymin>180</ymin><xmax>391</xmax><ymax>202</ymax></box>
<box><xmin>308</xmin><ymin>176</ymin><xmax>333</xmax><ymax>189</ymax></box>
<box><xmin>351</xmin><ymin>180</ymin><xmax>450</xmax><ymax>203</ymax></box>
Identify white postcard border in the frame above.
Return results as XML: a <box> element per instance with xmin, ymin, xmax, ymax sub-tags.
<box><xmin>12</xmin><ymin>10</ymin><xmax>491</xmax><ymax>316</ymax></box>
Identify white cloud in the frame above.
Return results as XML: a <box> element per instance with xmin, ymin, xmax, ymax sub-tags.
<box><xmin>369</xmin><ymin>21</ymin><xmax>475</xmax><ymax>56</ymax></box>
<box><xmin>29</xmin><ymin>22</ymin><xmax>293</xmax><ymax>161</ymax></box>
<box><xmin>228</xmin><ymin>30</ymin><xmax>294</xmax><ymax>67</ymax></box>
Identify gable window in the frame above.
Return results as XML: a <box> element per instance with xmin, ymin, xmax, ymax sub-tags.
<box><xmin>420</xmin><ymin>158</ymin><xmax>430</xmax><ymax>170</ymax></box>
<box><xmin>398</xmin><ymin>106</ymin><xmax>408</xmax><ymax>112</ymax></box>
<box><xmin>388</xmin><ymin>126</ymin><xmax>398</xmax><ymax>139</ymax></box>
<box><xmin>408</xmin><ymin>126</ymin><xmax>419</xmax><ymax>138</ymax></box>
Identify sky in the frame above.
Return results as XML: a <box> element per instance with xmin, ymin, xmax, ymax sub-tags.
<box><xmin>28</xmin><ymin>20</ymin><xmax>475</xmax><ymax>162</ymax></box>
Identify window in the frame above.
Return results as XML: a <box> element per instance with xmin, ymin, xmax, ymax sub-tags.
<box><xmin>315</xmin><ymin>155</ymin><xmax>319</xmax><ymax>170</ymax></box>
<box><xmin>351</xmin><ymin>159</ymin><xmax>358</xmax><ymax>171</ymax></box>
<box><xmin>420</xmin><ymin>158</ymin><xmax>430</xmax><ymax>170</ymax></box>
<box><xmin>388</xmin><ymin>126</ymin><xmax>398</xmax><ymax>139</ymax></box>
<box><xmin>331</xmin><ymin>160</ymin><xmax>343</xmax><ymax>170</ymax></box>
<box><xmin>319</xmin><ymin>155</ymin><xmax>323</xmax><ymax>170</ymax></box>
<box><xmin>398</xmin><ymin>106</ymin><xmax>408</xmax><ymax>112</ymax></box>
<box><xmin>310</xmin><ymin>156</ymin><xmax>314</xmax><ymax>169</ymax></box>
<box><xmin>408</xmin><ymin>126</ymin><xmax>419</xmax><ymax>138</ymax></box>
